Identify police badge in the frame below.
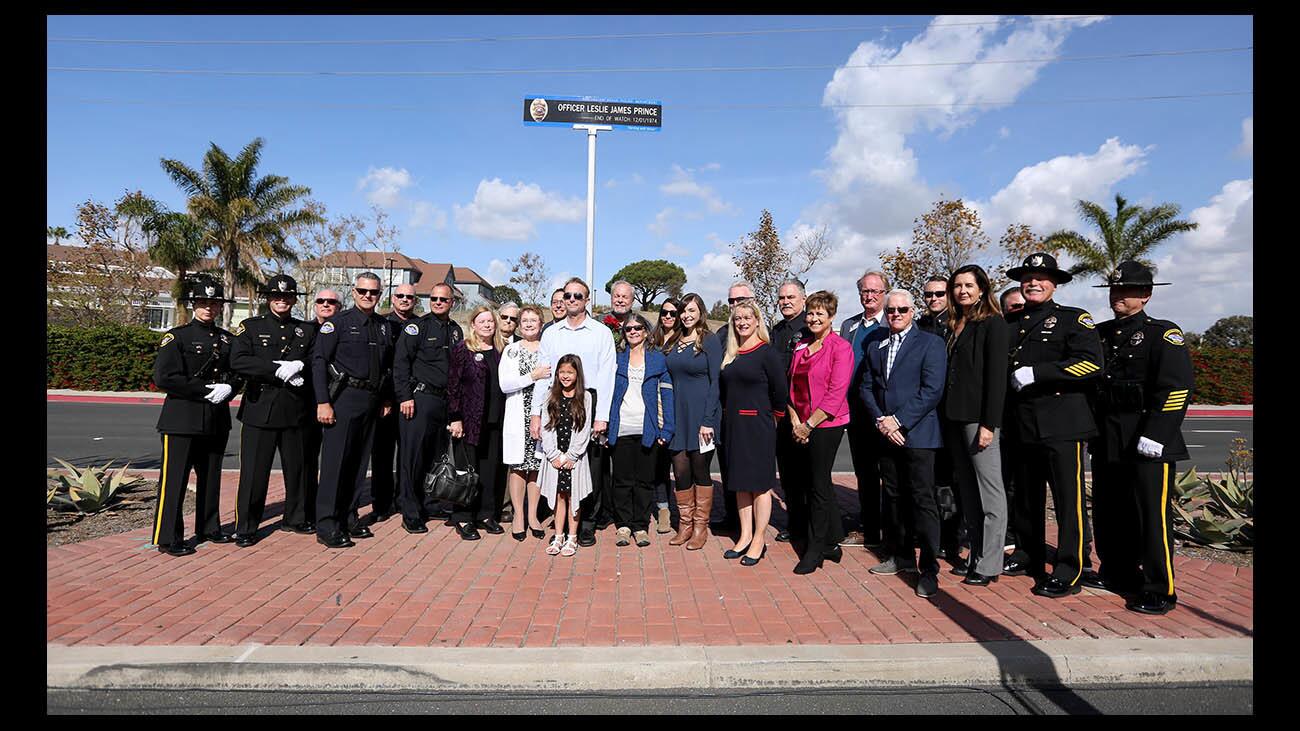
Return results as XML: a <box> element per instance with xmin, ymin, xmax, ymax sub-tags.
<box><xmin>1130</xmin><ymin>331</ymin><xmax>1145</xmax><ymax>346</ymax></box>
<box><xmin>1044</xmin><ymin>316</ymin><xmax>1057</xmax><ymax>329</ymax></box>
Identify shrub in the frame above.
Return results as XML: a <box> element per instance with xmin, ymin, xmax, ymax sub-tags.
<box><xmin>1189</xmin><ymin>346</ymin><xmax>1252</xmax><ymax>405</ymax></box>
<box><xmin>47</xmin><ymin>458</ymin><xmax>145</xmax><ymax>514</ymax></box>
<box><xmin>1171</xmin><ymin>438</ymin><xmax>1254</xmax><ymax>551</ymax></box>
<box><xmin>47</xmin><ymin>324</ymin><xmax>162</xmax><ymax>392</ymax></box>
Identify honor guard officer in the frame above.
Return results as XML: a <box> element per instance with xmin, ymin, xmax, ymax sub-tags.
<box><xmin>150</xmin><ymin>276</ymin><xmax>243</xmax><ymax>556</ymax></box>
<box><xmin>393</xmin><ymin>282</ymin><xmax>464</xmax><ymax>533</ymax></box>
<box><xmin>229</xmin><ymin>274</ymin><xmax>316</xmax><ymax>546</ymax></box>
<box><xmin>1089</xmin><ymin>261</ymin><xmax>1194</xmax><ymax>615</ymax></box>
<box><xmin>1004</xmin><ymin>253</ymin><xmax>1103</xmax><ymax>598</ymax></box>
<box><xmin>366</xmin><ymin>282</ymin><xmax>421</xmax><ymax>524</ymax></box>
<box><xmin>312</xmin><ymin>272</ymin><xmax>395</xmax><ymax>549</ymax></box>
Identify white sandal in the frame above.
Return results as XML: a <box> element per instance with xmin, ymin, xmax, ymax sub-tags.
<box><xmin>546</xmin><ymin>534</ymin><xmax>565</xmax><ymax>556</ymax></box>
<box><xmin>560</xmin><ymin>535</ymin><xmax>578</xmax><ymax>557</ymax></box>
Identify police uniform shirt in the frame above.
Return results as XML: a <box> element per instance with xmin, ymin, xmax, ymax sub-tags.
<box><xmin>311</xmin><ymin>306</ymin><xmax>395</xmax><ymax>404</ymax></box>
<box><xmin>1095</xmin><ymin>312</ymin><xmax>1194</xmax><ymax>462</ymax></box>
<box><xmin>393</xmin><ymin>314</ymin><xmax>464</xmax><ymax>402</ymax></box>
<box><xmin>153</xmin><ymin>318</ymin><xmax>241</xmax><ymax>435</ymax></box>
<box><xmin>1007</xmin><ymin>300</ymin><xmax>1104</xmax><ymax>444</ymax></box>
<box><xmin>230</xmin><ymin>312</ymin><xmax>315</xmax><ymax>429</ymax></box>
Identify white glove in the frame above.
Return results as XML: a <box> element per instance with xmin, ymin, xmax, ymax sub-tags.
<box><xmin>1137</xmin><ymin>436</ymin><xmax>1164</xmax><ymax>459</ymax></box>
<box><xmin>1012</xmin><ymin>366</ymin><xmax>1036</xmax><ymax>391</ymax></box>
<box><xmin>273</xmin><ymin>360</ymin><xmax>305</xmax><ymax>381</ymax></box>
<box><xmin>287</xmin><ymin>375</ymin><xmax>305</xmax><ymax>387</ymax></box>
<box><xmin>204</xmin><ymin>383</ymin><xmax>233</xmax><ymax>403</ymax></box>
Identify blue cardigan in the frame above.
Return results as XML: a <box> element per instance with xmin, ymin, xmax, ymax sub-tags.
<box><xmin>608</xmin><ymin>347</ymin><xmax>676</xmax><ymax>448</ymax></box>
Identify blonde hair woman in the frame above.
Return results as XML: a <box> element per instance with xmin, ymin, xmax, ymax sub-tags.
<box><xmin>447</xmin><ymin>305</ymin><xmax>506</xmax><ymax>539</ymax></box>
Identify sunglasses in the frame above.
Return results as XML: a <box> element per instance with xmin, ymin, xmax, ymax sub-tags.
<box><xmin>393</xmin><ymin>293</ymin><xmax>415</xmax><ymax>300</ymax></box>
<box><xmin>315</xmin><ymin>298</ymin><xmax>340</xmax><ymax>306</ymax></box>
<box><xmin>727</xmin><ymin>296</ymin><xmax>751</xmax><ymax>305</ymax></box>
<box><xmin>660</xmin><ymin>310</ymin><xmax>678</xmax><ymax>317</ymax></box>
<box><xmin>923</xmin><ymin>291</ymin><xmax>947</xmax><ymax>299</ymax></box>
<box><xmin>430</xmin><ymin>296</ymin><xmax>451</xmax><ymax>303</ymax></box>
<box><xmin>354</xmin><ymin>287</ymin><xmax>381</xmax><ymax>297</ymax></box>
<box><xmin>563</xmin><ymin>292</ymin><xmax>586</xmax><ymax>301</ymax></box>
<box><xmin>885</xmin><ymin>306</ymin><xmax>911</xmax><ymax>314</ymax></box>
<box><xmin>500</xmin><ymin>315</ymin><xmax>518</xmax><ymax>323</ymax></box>
<box><xmin>623</xmin><ymin>325</ymin><xmax>646</xmax><ymax>333</ymax></box>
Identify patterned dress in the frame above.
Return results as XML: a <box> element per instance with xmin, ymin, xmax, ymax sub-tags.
<box><xmin>516</xmin><ymin>345</ymin><xmax>542</xmax><ymax>471</ymax></box>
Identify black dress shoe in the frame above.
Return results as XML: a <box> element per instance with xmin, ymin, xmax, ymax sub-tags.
<box><xmin>916</xmin><ymin>573</ymin><xmax>940</xmax><ymax>598</ymax></box>
<box><xmin>823</xmin><ymin>545</ymin><xmax>843</xmax><ymax>564</ymax></box>
<box><xmin>278</xmin><ymin>522</ymin><xmax>296</xmax><ymax>532</ymax></box>
<box><xmin>576</xmin><ymin>531</ymin><xmax>596</xmax><ymax>547</ymax></box>
<box><xmin>949</xmin><ymin>559</ymin><xmax>969</xmax><ymax>576</ymax></box>
<box><xmin>723</xmin><ymin>543</ymin><xmax>750</xmax><ymax>560</ymax></box>
<box><xmin>234</xmin><ymin>534</ymin><xmax>258</xmax><ymax>548</ymax></box>
<box><xmin>201</xmin><ymin>533</ymin><xmax>233</xmax><ymax>544</ymax></box>
<box><xmin>402</xmin><ymin>518</ymin><xmax>428</xmax><ymax>535</ymax></box>
<box><xmin>774</xmin><ymin>529</ymin><xmax>791</xmax><ymax>543</ymax></box>
<box><xmin>595</xmin><ymin>520</ymin><xmax>612</xmax><ymax>531</ymax></box>
<box><xmin>1127</xmin><ymin>591</ymin><xmax>1177</xmax><ymax>615</ymax></box>
<box><xmin>1032</xmin><ymin>577</ymin><xmax>1082</xmax><ymax>598</ymax></box>
<box><xmin>455</xmin><ymin>522</ymin><xmax>482</xmax><ymax>541</ymax></box>
<box><xmin>1079</xmin><ymin>569</ymin><xmax>1106</xmax><ymax>590</ymax></box>
<box><xmin>476</xmin><ymin>519</ymin><xmax>505</xmax><ymax>535</ymax></box>
<box><xmin>963</xmin><ymin>571</ymin><xmax>999</xmax><ymax>586</ymax></box>
<box><xmin>157</xmin><ymin>543</ymin><xmax>195</xmax><ymax>557</ymax></box>
<box><xmin>793</xmin><ymin>554</ymin><xmax>823</xmax><ymax>575</ymax></box>
<box><xmin>293</xmin><ymin>522</ymin><xmax>316</xmax><ymax>535</ymax></box>
<box><xmin>347</xmin><ymin>525</ymin><xmax>374</xmax><ymax>539</ymax></box>
<box><xmin>1002</xmin><ymin>555</ymin><xmax>1030</xmax><ymax>576</ymax></box>
<box><xmin>372</xmin><ymin>509</ymin><xmax>395</xmax><ymax>523</ymax></box>
<box><xmin>317</xmin><ymin>534</ymin><xmax>353</xmax><ymax>549</ymax></box>
<box><xmin>740</xmin><ymin>545</ymin><xmax>768</xmax><ymax>566</ymax></box>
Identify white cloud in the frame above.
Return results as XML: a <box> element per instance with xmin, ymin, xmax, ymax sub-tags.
<box><xmin>682</xmin><ymin>252</ymin><xmax>740</xmax><ymax>307</ymax></box>
<box><xmin>700</xmin><ymin>162</ymin><xmax>722</xmax><ymax>172</ymax></box>
<box><xmin>1236</xmin><ymin>117</ymin><xmax>1253</xmax><ymax>159</ymax></box>
<box><xmin>661</xmin><ymin>242</ymin><xmax>690</xmax><ymax>259</ymax></box>
<box><xmin>648</xmin><ymin>207</ymin><xmax>675</xmax><ymax>237</ymax></box>
<box><xmin>487</xmin><ymin>258</ymin><xmax>511</xmax><ymax>285</ymax></box>
<box><xmin>408</xmin><ymin>201</ymin><xmax>447</xmax><ymax>231</ymax></box>
<box><xmin>549</xmin><ymin>271</ymin><xmax>575</xmax><ymax>293</ymax></box>
<box><xmin>453</xmin><ymin>178</ymin><xmax>584</xmax><ymax>241</ymax></box>
<box><xmin>999</xmin><ymin>126</ymin><xmax>1011</xmax><ymax>139</ymax></box>
<box><xmin>356</xmin><ymin>166</ymin><xmax>414</xmax><ymax>208</ymax></box>
<box><xmin>605</xmin><ymin>173</ymin><xmax>645</xmax><ymax>189</ymax></box>
<box><xmin>660</xmin><ymin>164</ymin><xmax>736</xmax><ymax>215</ymax></box>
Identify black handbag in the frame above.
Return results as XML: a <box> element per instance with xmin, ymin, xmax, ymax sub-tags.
<box><xmin>424</xmin><ymin>438</ymin><xmax>479</xmax><ymax>506</ymax></box>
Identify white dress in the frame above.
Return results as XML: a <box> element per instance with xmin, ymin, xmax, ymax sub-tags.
<box><xmin>538</xmin><ymin>391</ymin><xmax>593</xmax><ymax>515</ymax></box>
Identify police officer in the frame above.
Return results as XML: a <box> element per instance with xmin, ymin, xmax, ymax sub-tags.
<box><xmin>150</xmin><ymin>276</ymin><xmax>243</xmax><ymax>556</ymax></box>
<box><xmin>393</xmin><ymin>282</ymin><xmax>464</xmax><ymax>533</ymax></box>
<box><xmin>312</xmin><ymin>272</ymin><xmax>395</xmax><ymax>549</ymax></box>
<box><xmin>229</xmin><ymin>274</ymin><xmax>316</xmax><ymax>546</ymax></box>
<box><xmin>1089</xmin><ymin>261</ymin><xmax>1193</xmax><ymax>615</ymax></box>
<box><xmin>770</xmin><ymin>279</ymin><xmax>810</xmax><ymax>544</ymax></box>
<box><xmin>1004</xmin><ymin>253</ymin><xmax>1102</xmax><ymax>598</ymax></box>
<box><xmin>365</xmin><ymin>282</ymin><xmax>421</xmax><ymax>524</ymax></box>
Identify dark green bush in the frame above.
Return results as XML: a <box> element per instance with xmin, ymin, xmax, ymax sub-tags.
<box><xmin>47</xmin><ymin>324</ymin><xmax>162</xmax><ymax>392</ymax></box>
<box><xmin>1190</xmin><ymin>346</ymin><xmax>1252</xmax><ymax>405</ymax></box>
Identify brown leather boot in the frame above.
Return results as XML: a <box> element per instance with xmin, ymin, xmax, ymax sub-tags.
<box><xmin>669</xmin><ymin>487</ymin><xmax>695</xmax><ymax>546</ymax></box>
<box><xmin>686</xmin><ymin>484</ymin><xmax>714</xmax><ymax>550</ymax></box>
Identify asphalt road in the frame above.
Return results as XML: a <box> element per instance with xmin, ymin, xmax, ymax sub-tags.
<box><xmin>46</xmin><ymin>682</ymin><xmax>1253</xmax><ymax>714</ymax></box>
<box><xmin>46</xmin><ymin>402</ymin><xmax>1252</xmax><ymax>474</ymax></box>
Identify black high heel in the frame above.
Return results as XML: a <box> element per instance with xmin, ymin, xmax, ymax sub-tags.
<box><xmin>530</xmin><ymin>528</ymin><xmax>545</xmax><ymax>539</ymax></box>
<box><xmin>740</xmin><ymin>545</ymin><xmax>768</xmax><ymax>566</ymax></box>
<box><xmin>723</xmin><ymin>543</ymin><xmax>751</xmax><ymax>560</ymax></box>
<box><xmin>511</xmin><ymin>530</ymin><xmax>527</xmax><ymax>542</ymax></box>
<box><xmin>823</xmin><ymin>545</ymin><xmax>843</xmax><ymax>564</ymax></box>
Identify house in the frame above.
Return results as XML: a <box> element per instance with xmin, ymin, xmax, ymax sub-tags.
<box><xmin>298</xmin><ymin>251</ymin><xmax>495</xmax><ymax>313</ymax></box>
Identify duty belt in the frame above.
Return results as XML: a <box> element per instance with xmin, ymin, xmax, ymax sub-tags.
<box><xmin>342</xmin><ymin>374</ymin><xmax>381</xmax><ymax>392</ymax></box>
<box><xmin>413</xmin><ymin>381</ymin><xmax>446</xmax><ymax>396</ymax></box>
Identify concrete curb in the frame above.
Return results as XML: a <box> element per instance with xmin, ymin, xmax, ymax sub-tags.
<box><xmin>47</xmin><ymin>638</ymin><xmax>1251</xmax><ymax>691</ymax></box>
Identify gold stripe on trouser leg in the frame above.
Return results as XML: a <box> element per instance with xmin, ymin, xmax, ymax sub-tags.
<box><xmin>1161</xmin><ymin>463</ymin><xmax>1175</xmax><ymax>596</ymax></box>
<box><xmin>153</xmin><ymin>435</ymin><xmax>169</xmax><ymax>545</ymax></box>
<box><xmin>1073</xmin><ymin>441</ymin><xmax>1084</xmax><ymax>585</ymax></box>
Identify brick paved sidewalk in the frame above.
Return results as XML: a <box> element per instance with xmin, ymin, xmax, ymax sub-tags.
<box><xmin>47</xmin><ymin>473</ymin><xmax>1252</xmax><ymax>649</ymax></box>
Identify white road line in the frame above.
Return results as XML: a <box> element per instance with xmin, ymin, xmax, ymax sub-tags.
<box><xmin>1186</xmin><ymin>444</ymin><xmax>1205</xmax><ymax>448</ymax></box>
<box><xmin>1189</xmin><ymin>430</ymin><xmax>1240</xmax><ymax>433</ymax></box>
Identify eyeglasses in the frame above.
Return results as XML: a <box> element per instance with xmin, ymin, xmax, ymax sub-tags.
<box><xmin>727</xmin><ymin>296</ymin><xmax>752</xmax><ymax>305</ymax></box>
<box><xmin>430</xmin><ymin>296</ymin><xmax>451</xmax><ymax>303</ymax></box>
<box><xmin>885</xmin><ymin>306</ymin><xmax>911</xmax><ymax>314</ymax></box>
<box><xmin>623</xmin><ymin>325</ymin><xmax>646</xmax><ymax>333</ymax></box>
<box><xmin>500</xmin><ymin>315</ymin><xmax>518</xmax><ymax>323</ymax></box>
<box><xmin>923</xmin><ymin>291</ymin><xmax>947</xmax><ymax>299</ymax></box>
<box><xmin>859</xmin><ymin>288</ymin><xmax>886</xmax><ymax>296</ymax></box>
<box><xmin>315</xmin><ymin>298</ymin><xmax>340</xmax><ymax>306</ymax></box>
<box><xmin>354</xmin><ymin>287</ymin><xmax>381</xmax><ymax>297</ymax></box>
<box><xmin>393</xmin><ymin>293</ymin><xmax>415</xmax><ymax>300</ymax></box>
<box><xmin>563</xmin><ymin>292</ymin><xmax>586</xmax><ymax>301</ymax></box>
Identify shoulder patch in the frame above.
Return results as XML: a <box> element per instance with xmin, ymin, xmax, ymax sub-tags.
<box><xmin>320</xmin><ymin>321</ymin><xmax>335</xmax><ymax>334</ymax></box>
<box><xmin>1163</xmin><ymin>328</ymin><xmax>1185</xmax><ymax>346</ymax></box>
<box><xmin>233</xmin><ymin>322</ymin><xmax>245</xmax><ymax>336</ymax></box>
<box><xmin>404</xmin><ymin>323</ymin><xmax>419</xmax><ymax>336</ymax></box>
<box><xmin>160</xmin><ymin>332</ymin><xmax>174</xmax><ymax>347</ymax></box>
<box><xmin>1077</xmin><ymin>312</ymin><xmax>1096</xmax><ymax>329</ymax></box>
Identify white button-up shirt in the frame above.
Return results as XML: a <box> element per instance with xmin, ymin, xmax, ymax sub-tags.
<box><xmin>530</xmin><ymin>313</ymin><xmax>618</xmax><ymax>423</ymax></box>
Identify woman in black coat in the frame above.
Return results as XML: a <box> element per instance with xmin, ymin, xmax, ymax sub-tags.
<box><xmin>448</xmin><ymin>306</ymin><xmax>506</xmax><ymax>540</ymax></box>
<box><xmin>940</xmin><ymin>265</ymin><xmax>1009</xmax><ymax>586</ymax></box>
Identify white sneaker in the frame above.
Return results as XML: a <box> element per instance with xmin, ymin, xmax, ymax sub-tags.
<box><xmin>615</xmin><ymin>526</ymin><xmax>632</xmax><ymax>546</ymax></box>
<box><xmin>546</xmin><ymin>534</ymin><xmax>565</xmax><ymax>556</ymax></box>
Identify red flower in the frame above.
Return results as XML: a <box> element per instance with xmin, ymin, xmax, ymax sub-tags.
<box><xmin>602</xmin><ymin>314</ymin><xmax>621</xmax><ymax>332</ymax></box>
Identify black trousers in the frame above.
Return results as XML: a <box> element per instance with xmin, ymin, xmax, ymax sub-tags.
<box><xmin>878</xmin><ymin>446</ymin><xmax>940</xmax><ymax>576</ymax></box>
<box><xmin>301</xmin><ymin>421</ymin><xmax>321</xmax><ymax>524</ymax></box>
<box><xmin>578</xmin><ymin>438</ymin><xmax>612</xmax><ymax>533</ymax></box>
<box><xmin>611</xmin><ymin>435</ymin><xmax>658</xmax><ymax>532</ymax></box>
<box><xmin>451</xmin><ymin>426</ymin><xmax>504</xmax><ymax>524</ymax></box>
<box><xmin>235</xmin><ymin>423</ymin><xmax>306</xmax><ymax>535</ymax></box>
<box><xmin>1000</xmin><ymin>427</ymin><xmax>1019</xmax><ymax>550</ymax></box>
<box><xmin>785</xmin><ymin>426</ymin><xmax>847</xmax><ymax>557</ymax></box>
<box><xmin>1013</xmin><ymin>440</ymin><xmax>1093</xmax><ymax>584</ymax></box>
<box><xmin>846</xmin><ymin>416</ymin><xmax>883</xmax><ymax>542</ymax></box>
<box><xmin>364</xmin><ymin>409</ymin><xmax>399</xmax><ymax>514</ymax></box>
<box><xmin>1092</xmin><ymin>458</ymin><xmax>1178</xmax><ymax>598</ymax></box>
<box><xmin>316</xmin><ymin>388</ymin><xmax>380</xmax><ymax>539</ymax></box>
<box><xmin>396</xmin><ymin>392</ymin><xmax>448</xmax><ymax>522</ymax></box>
<box><xmin>152</xmin><ymin>431</ymin><xmax>228</xmax><ymax>548</ymax></box>
<box><xmin>775</xmin><ymin>420</ymin><xmax>803</xmax><ymax>539</ymax></box>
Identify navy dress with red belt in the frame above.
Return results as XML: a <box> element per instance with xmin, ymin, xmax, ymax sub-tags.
<box><xmin>718</xmin><ymin>342</ymin><xmax>788</xmax><ymax>493</ymax></box>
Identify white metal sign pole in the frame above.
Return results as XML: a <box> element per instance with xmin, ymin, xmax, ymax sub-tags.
<box><xmin>574</xmin><ymin>124</ymin><xmax>612</xmax><ymax>292</ymax></box>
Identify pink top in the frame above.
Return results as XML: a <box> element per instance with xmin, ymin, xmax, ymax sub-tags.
<box><xmin>787</xmin><ymin>331</ymin><xmax>853</xmax><ymax>428</ymax></box>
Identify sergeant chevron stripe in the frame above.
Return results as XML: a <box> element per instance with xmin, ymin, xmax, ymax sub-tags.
<box><xmin>1064</xmin><ymin>361</ymin><xmax>1099</xmax><ymax>377</ymax></box>
<box><xmin>1163</xmin><ymin>389</ymin><xmax>1190</xmax><ymax>410</ymax></box>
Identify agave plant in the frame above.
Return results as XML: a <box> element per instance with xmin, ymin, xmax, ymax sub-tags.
<box><xmin>1171</xmin><ymin>466</ymin><xmax>1254</xmax><ymax>551</ymax></box>
<box><xmin>47</xmin><ymin>458</ymin><xmax>144</xmax><ymax>514</ymax></box>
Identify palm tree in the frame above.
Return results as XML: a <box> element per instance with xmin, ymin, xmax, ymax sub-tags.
<box><xmin>145</xmin><ymin>212</ymin><xmax>212</xmax><ymax>326</ymax></box>
<box><xmin>160</xmin><ymin>137</ymin><xmax>323</xmax><ymax>328</ymax></box>
<box><xmin>47</xmin><ymin>226</ymin><xmax>69</xmax><ymax>245</ymax></box>
<box><xmin>1043</xmin><ymin>194</ymin><xmax>1198</xmax><ymax>280</ymax></box>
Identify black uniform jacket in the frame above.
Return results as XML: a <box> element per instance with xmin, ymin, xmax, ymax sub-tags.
<box><xmin>311</xmin><ymin>306</ymin><xmax>395</xmax><ymax>404</ymax></box>
<box><xmin>230</xmin><ymin>312</ymin><xmax>316</xmax><ymax>429</ymax></box>
<box><xmin>152</xmin><ymin>318</ymin><xmax>243</xmax><ymax>435</ymax></box>
<box><xmin>393</xmin><ymin>314</ymin><xmax>464</xmax><ymax>402</ymax></box>
<box><xmin>919</xmin><ymin>308</ymin><xmax>953</xmax><ymax>342</ymax></box>
<box><xmin>1094</xmin><ymin>311</ymin><xmax>1195</xmax><ymax>462</ymax></box>
<box><xmin>1006</xmin><ymin>300</ymin><xmax>1104</xmax><ymax>444</ymax></box>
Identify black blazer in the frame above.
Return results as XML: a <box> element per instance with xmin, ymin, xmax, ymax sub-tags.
<box><xmin>941</xmin><ymin>316</ymin><xmax>1009</xmax><ymax>428</ymax></box>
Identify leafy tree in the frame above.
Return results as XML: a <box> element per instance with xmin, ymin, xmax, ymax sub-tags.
<box><xmin>508</xmin><ymin>251</ymin><xmax>551</xmax><ymax>306</ymax></box>
<box><xmin>47</xmin><ymin>197</ymin><xmax>164</xmax><ymax>327</ymax></box>
<box><xmin>605</xmin><ymin>259</ymin><xmax>687</xmax><ymax>310</ymax></box>
<box><xmin>707</xmin><ymin>299</ymin><xmax>730</xmax><ymax>321</ymax></box>
<box><xmin>731</xmin><ymin>209</ymin><xmax>789</xmax><ymax>322</ymax></box>
<box><xmin>1043</xmin><ymin>194</ymin><xmax>1198</xmax><ymax>282</ymax></box>
<box><xmin>1202</xmin><ymin>316</ymin><xmax>1253</xmax><ymax>349</ymax></box>
<box><xmin>47</xmin><ymin>226</ymin><xmax>69</xmax><ymax>244</ymax></box>
<box><xmin>993</xmin><ymin>223</ymin><xmax>1063</xmax><ymax>290</ymax></box>
<box><xmin>492</xmin><ymin>284</ymin><xmax>523</xmax><ymax>305</ymax></box>
<box><xmin>882</xmin><ymin>198</ymin><xmax>990</xmax><ymax>295</ymax></box>
<box><xmin>160</xmin><ymin>137</ymin><xmax>323</xmax><ymax>328</ymax></box>
<box><xmin>145</xmin><ymin>210</ymin><xmax>212</xmax><ymax>327</ymax></box>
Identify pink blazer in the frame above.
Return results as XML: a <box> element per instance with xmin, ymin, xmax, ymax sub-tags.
<box><xmin>787</xmin><ymin>332</ymin><xmax>853</xmax><ymax>428</ymax></box>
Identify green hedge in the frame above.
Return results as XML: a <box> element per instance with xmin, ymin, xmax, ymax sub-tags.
<box><xmin>1190</xmin><ymin>346</ymin><xmax>1253</xmax><ymax>405</ymax></box>
<box><xmin>47</xmin><ymin>324</ymin><xmax>162</xmax><ymax>392</ymax></box>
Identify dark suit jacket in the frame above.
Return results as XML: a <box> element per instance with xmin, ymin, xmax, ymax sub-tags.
<box><xmin>941</xmin><ymin>316</ymin><xmax>1009</xmax><ymax>428</ymax></box>
<box><xmin>859</xmin><ymin>326</ymin><xmax>947</xmax><ymax>449</ymax></box>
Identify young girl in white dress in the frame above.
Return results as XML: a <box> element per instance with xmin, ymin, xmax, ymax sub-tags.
<box><xmin>539</xmin><ymin>354</ymin><xmax>593</xmax><ymax>557</ymax></box>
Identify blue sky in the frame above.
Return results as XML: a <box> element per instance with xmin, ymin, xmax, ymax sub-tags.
<box><xmin>47</xmin><ymin>14</ymin><xmax>1253</xmax><ymax>331</ymax></box>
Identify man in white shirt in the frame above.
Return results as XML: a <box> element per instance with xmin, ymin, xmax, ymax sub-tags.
<box><xmin>530</xmin><ymin>277</ymin><xmax>617</xmax><ymax>546</ymax></box>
